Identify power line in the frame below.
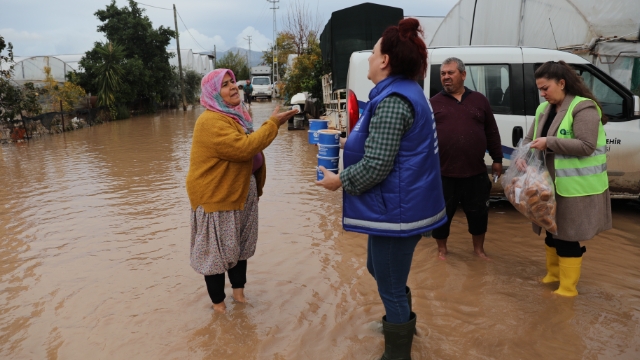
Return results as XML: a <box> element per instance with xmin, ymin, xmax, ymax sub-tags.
<box><xmin>137</xmin><ymin>2</ymin><xmax>172</xmax><ymax>11</ymax></box>
<box><xmin>137</xmin><ymin>2</ymin><xmax>209</xmax><ymax>52</ymax></box>
<box><xmin>176</xmin><ymin>10</ymin><xmax>208</xmax><ymax>52</ymax></box>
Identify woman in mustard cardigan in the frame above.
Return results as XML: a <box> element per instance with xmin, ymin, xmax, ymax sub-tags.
<box><xmin>186</xmin><ymin>69</ymin><xmax>297</xmax><ymax>313</ymax></box>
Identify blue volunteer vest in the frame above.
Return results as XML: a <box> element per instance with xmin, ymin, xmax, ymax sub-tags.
<box><xmin>342</xmin><ymin>75</ymin><xmax>447</xmax><ymax>237</ymax></box>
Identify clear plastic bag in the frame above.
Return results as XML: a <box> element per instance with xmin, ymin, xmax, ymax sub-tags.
<box><xmin>501</xmin><ymin>141</ymin><xmax>558</xmax><ymax>235</ymax></box>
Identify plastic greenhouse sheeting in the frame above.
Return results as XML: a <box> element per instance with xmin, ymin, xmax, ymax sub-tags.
<box><xmin>167</xmin><ymin>49</ymin><xmax>213</xmax><ymax>75</ymax></box>
<box><xmin>1</xmin><ymin>55</ymin><xmax>80</xmax><ymax>85</ymax></box>
<box><xmin>429</xmin><ymin>0</ymin><xmax>640</xmax><ymax>90</ymax></box>
<box><xmin>430</xmin><ymin>0</ymin><xmax>640</xmax><ymax>48</ymax></box>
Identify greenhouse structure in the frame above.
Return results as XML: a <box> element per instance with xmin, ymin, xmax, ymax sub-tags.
<box><xmin>429</xmin><ymin>0</ymin><xmax>640</xmax><ymax>93</ymax></box>
<box><xmin>1</xmin><ymin>49</ymin><xmax>214</xmax><ymax>86</ymax></box>
<box><xmin>167</xmin><ymin>49</ymin><xmax>214</xmax><ymax>75</ymax></box>
<box><xmin>1</xmin><ymin>54</ymin><xmax>83</xmax><ymax>86</ymax></box>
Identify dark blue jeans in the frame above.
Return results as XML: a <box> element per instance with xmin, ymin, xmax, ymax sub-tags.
<box><xmin>367</xmin><ymin>234</ymin><xmax>421</xmax><ymax>324</ymax></box>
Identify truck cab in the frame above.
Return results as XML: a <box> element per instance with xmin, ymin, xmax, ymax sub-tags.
<box><xmin>250</xmin><ymin>66</ymin><xmax>274</xmax><ymax>101</ymax></box>
<box><xmin>346</xmin><ymin>46</ymin><xmax>640</xmax><ymax>197</ymax></box>
<box><xmin>250</xmin><ymin>76</ymin><xmax>273</xmax><ymax>100</ymax></box>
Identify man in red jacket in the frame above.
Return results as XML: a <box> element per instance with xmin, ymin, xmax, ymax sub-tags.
<box><xmin>430</xmin><ymin>57</ymin><xmax>503</xmax><ymax>260</ymax></box>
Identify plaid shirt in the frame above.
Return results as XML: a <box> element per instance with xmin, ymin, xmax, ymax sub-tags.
<box><xmin>340</xmin><ymin>95</ymin><xmax>414</xmax><ymax>195</ymax></box>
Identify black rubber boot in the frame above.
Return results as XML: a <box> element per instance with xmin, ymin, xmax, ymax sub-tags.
<box><xmin>380</xmin><ymin>312</ymin><xmax>416</xmax><ymax>360</ymax></box>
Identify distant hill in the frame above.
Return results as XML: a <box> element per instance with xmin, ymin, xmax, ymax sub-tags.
<box><xmin>199</xmin><ymin>47</ymin><xmax>265</xmax><ymax>68</ymax></box>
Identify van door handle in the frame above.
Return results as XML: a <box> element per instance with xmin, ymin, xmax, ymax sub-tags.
<box><xmin>512</xmin><ymin>126</ymin><xmax>523</xmax><ymax>147</ymax></box>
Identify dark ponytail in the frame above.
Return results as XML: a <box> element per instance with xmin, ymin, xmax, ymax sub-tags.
<box><xmin>380</xmin><ymin>18</ymin><xmax>428</xmax><ymax>81</ymax></box>
<box><xmin>535</xmin><ymin>60</ymin><xmax>608</xmax><ymax>124</ymax></box>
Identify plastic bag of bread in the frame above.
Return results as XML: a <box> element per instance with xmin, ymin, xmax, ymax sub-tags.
<box><xmin>501</xmin><ymin>141</ymin><xmax>558</xmax><ymax>235</ymax></box>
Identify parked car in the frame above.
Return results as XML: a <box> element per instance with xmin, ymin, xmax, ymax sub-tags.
<box><xmin>346</xmin><ymin>46</ymin><xmax>640</xmax><ymax>197</ymax></box>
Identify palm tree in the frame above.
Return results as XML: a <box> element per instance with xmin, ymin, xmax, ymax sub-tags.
<box><xmin>95</xmin><ymin>41</ymin><xmax>125</xmax><ymax>119</ymax></box>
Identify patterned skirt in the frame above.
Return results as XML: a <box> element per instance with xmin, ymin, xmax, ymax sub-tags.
<box><xmin>190</xmin><ymin>176</ymin><xmax>259</xmax><ymax>275</ymax></box>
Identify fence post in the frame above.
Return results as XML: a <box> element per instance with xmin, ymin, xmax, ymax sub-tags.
<box><xmin>60</xmin><ymin>100</ymin><xmax>65</xmax><ymax>132</ymax></box>
<box><xmin>20</xmin><ymin>112</ymin><xmax>29</xmax><ymax>141</ymax></box>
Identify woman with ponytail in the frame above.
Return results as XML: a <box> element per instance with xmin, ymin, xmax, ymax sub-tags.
<box><xmin>317</xmin><ymin>18</ymin><xmax>446</xmax><ymax>359</ymax></box>
<box><xmin>521</xmin><ymin>60</ymin><xmax>612</xmax><ymax>297</ymax></box>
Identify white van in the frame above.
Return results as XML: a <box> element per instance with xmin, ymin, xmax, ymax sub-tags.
<box><xmin>346</xmin><ymin>46</ymin><xmax>640</xmax><ymax>197</ymax></box>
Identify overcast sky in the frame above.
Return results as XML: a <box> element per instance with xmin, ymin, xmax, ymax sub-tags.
<box><xmin>0</xmin><ymin>0</ymin><xmax>457</xmax><ymax>57</ymax></box>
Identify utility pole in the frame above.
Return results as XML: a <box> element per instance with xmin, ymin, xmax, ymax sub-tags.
<box><xmin>173</xmin><ymin>4</ymin><xmax>187</xmax><ymax>111</ymax></box>
<box><xmin>213</xmin><ymin>45</ymin><xmax>216</xmax><ymax>68</ymax></box>
<box><xmin>267</xmin><ymin>0</ymin><xmax>279</xmax><ymax>84</ymax></box>
<box><xmin>244</xmin><ymin>35</ymin><xmax>252</xmax><ymax>68</ymax></box>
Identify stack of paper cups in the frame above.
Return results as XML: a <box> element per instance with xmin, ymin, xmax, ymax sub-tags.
<box><xmin>308</xmin><ymin>119</ymin><xmax>329</xmax><ymax>144</ymax></box>
<box><xmin>316</xmin><ymin>129</ymin><xmax>341</xmax><ymax>180</ymax></box>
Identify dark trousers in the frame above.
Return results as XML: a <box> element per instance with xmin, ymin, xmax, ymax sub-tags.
<box><xmin>367</xmin><ymin>234</ymin><xmax>421</xmax><ymax>324</ymax></box>
<box><xmin>545</xmin><ymin>232</ymin><xmax>585</xmax><ymax>257</ymax></box>
<box><xmin>432</xmin><ymin>173</ymin><xmax>491</xmax><ymax>239</ymax></box>
<box><xmin>244</xmin><ymin>92</ymin><xmax>252</xmax><ymax>104</ymax></box>
<box><xmin>204</xmin><ymin>260</ymin><xmax>247</xmax><ymax>304</ymax></box>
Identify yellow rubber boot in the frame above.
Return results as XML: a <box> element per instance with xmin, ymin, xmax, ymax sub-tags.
<box><xmin>542</xmin><ymin>245</ymin><xmax>559</xmax><ymax>283</ymax></box>
<box><xmin>554</xmin><ymin>256</ymin><xmax>582</xmax><ymax>297</ymax></box>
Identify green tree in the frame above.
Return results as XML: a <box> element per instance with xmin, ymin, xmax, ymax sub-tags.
<box><xmin>94</xmin><ymin>42</ymin><xmax>125</xmax><ymax>119</ymax></box>
<box><xmin>167</xmin><ymin>69</ymin><xmax>202</xmax><ymax>107</ymax></box>
<box><xmin>183</xmin><ymin>69</ymin><xmax>202</xmax><ymax>103</ymax></box>
<box><xmin>283</xmin><ymin>34</ymin><xmax>327</xmax><ymax>101</ymax></box>
<box><xmin>41</xmin><ymin>66</ymin><xmax>87</xmax><ymax>113</ymax></box>
<box><xmin>262</xmin><ymin>32</ymin><xmax>297</xmax><ymax>80</ymax></box>
<box><xmin>0</xmin><ymin>36</ymin><xmax>41</xmax><ymax>122</ymax></box>
<box><xmin>217</xmin><ymin>51</ymin><xmax>250</xmax><ymax>80</ymax></box>
<box><xmin>72</xmin><ymin>0</ymin><xmax>175</xmax><ymax>111</ymax></box>
<box><xmin>0</xmin><ymin>35</ymin><xmax>14</xmax><ymax>78</ymax></box>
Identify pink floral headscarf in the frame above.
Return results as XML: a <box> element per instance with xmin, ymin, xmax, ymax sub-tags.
<box><xmin>200</xmin><ymin>69</ymin><xmax>253</xmax><ymax>133</ymax></box>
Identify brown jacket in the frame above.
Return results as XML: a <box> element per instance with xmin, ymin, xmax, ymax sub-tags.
<box><xmin>186</xmin><ymin>110</ymin><xmax>280</xmax><ymax>212</ymax></box>
<box><xmin>523</xmin><ymin>94</ymin><xmax>612</xmax><ymax>241</ymax></box>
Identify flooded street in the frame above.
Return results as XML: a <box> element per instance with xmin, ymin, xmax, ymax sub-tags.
<box><xmin>1</xmin><ymin>101</ymin><xmax>640</xmax><ymax>359</ymax></box>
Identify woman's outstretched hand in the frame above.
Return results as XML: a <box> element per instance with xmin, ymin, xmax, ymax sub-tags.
<box><xmin>271</xmin><ymin>106</ymin><xmax>299</xmax><ymax>126</ymax></box>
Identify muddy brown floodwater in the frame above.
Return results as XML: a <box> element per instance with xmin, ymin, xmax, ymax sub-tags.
<box><xmin>1</xmin><ymin>102</ymin><xmax>640</xmax><ymax>359</ymax></box>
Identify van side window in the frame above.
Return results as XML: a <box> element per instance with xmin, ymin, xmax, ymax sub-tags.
<box><xmin>532</xmin><ymin>63</ymin><xmax>630</xmax><ymax>121</ymax></box>
<box><xmin>574</xmin><ymin>67</ymin><xmax>625</xmax><ymax>120</ymax></box>
<box><xmin>464</xmin><ymin>65</ymin><xmax>511</xmax><ymax>114</ymax></box>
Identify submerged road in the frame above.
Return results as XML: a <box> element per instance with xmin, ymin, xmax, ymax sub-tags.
<box><xmin>1</xmin><ymin>101</ymin><xmax>639</xmax><ymax>359</ymax></box>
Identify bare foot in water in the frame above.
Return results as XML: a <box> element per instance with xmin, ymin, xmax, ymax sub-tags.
<box><xmin>472</xmin><ymin>234</ymin><xmax>490</xmax><ymax>260</ymax></box>
<box><xmin>436</xmin><ymin>238</ymin><xmax>448</xmax><ymax>260</ymax></box>
<box><xmin>232</xmin><ymin>288</ymin><xmax>247</xmax><ymax>303</ymax></box>
<box><xmin>474</xmin><ymin>248</ymin><xmax>491</xmax><ymax>260</ymax></box>
<box><xmin>212</xmin><ymin>302</ymin><xmax>227</xmax><ymax>313</ymax></box>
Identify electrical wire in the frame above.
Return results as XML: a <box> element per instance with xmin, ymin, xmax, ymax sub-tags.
<box><xmin>137</xmin><ymin>2</ymin><xmax>172</xmax><ymax>11</ymax></box>
<box><xmin>137</xmin><ymin>2</ymin><xmax>208</xmax><ymax>51</ymax></box>
<box><xmin>177</xmin><ymin>11</ymin><xmax>209</xmax><ymax>52</ymax></box>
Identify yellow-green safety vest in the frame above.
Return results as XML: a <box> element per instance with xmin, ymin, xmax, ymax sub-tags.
<box><xmin>533</xmin><ymin>96</ymin><xmax>608</xmax><ymax>197</ymax></box>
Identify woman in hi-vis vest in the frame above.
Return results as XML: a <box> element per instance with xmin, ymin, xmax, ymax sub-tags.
<box><xmin>316</xmin><ymin>18</ymin><xmax>446</xmax><ymax>359</ymax></box>
<box><xmin>521</xmin><ymin>60</ymin><xmax>612</xmax><ymax>297</ymax></box>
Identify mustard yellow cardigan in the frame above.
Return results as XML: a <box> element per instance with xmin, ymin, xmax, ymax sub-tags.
<box><xmin>186</xmin><ymin>110</ymin><xmax>280</xmax><ymax>212</ymax></box>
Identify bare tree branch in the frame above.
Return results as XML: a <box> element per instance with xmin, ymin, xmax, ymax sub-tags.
<box><xmin>282</xmin><ymin>0</ymin><xmax>322</xmax><ymax>55</ymax></box>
